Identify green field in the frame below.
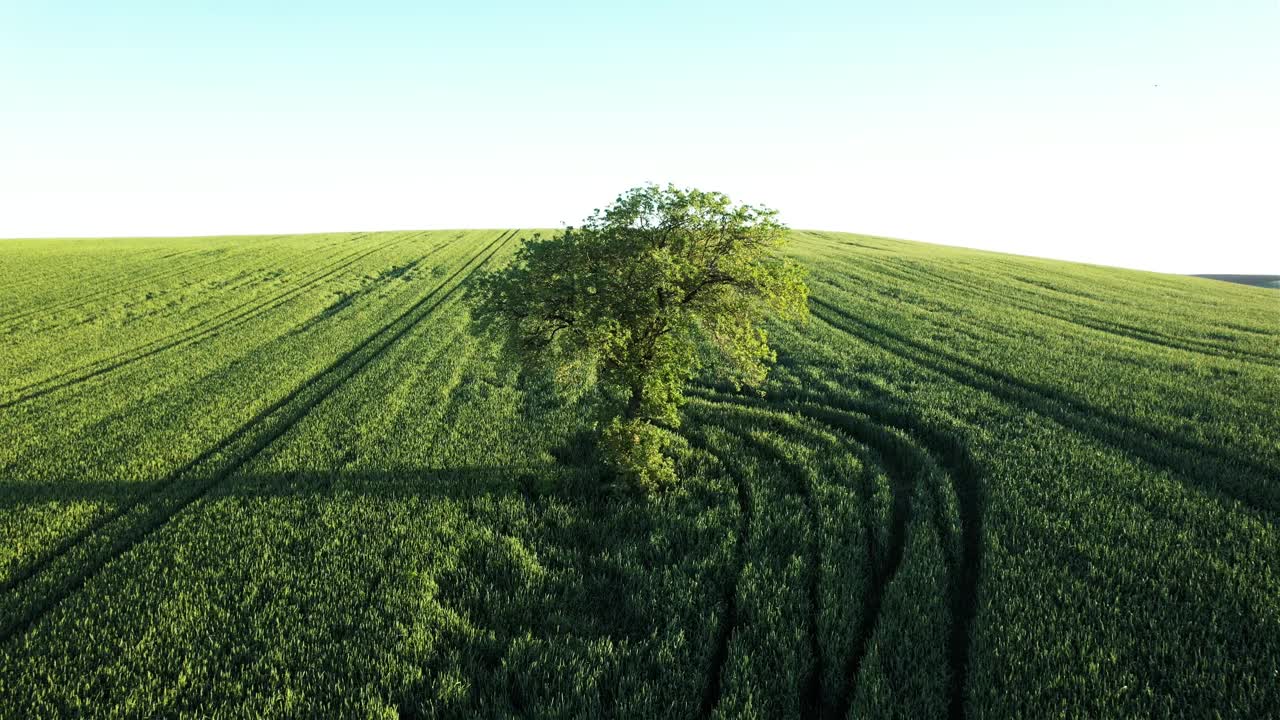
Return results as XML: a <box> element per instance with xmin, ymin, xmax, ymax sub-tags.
<box><xmin>1</xmin><ymin>229</ymin><xmax>1277</xmax><ymax>718</ymax></box>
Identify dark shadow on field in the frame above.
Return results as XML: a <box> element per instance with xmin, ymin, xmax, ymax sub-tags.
<box><xmin>0</xmin><ymin>468</ymin><xmax>551</xmax><ymax>598</ymax></box>
<box><xmin>0</xmin><ymin>481</ymin><xmax>139</xmax><ymax>510</ymax></box>
<box><xmin>1</xmin><ymin>455</ymin><xmax>732</xmax><ymax>719</ymax></box>
<box><xmin>210</xmin><ymin>464</ymin><xmax>561</xmax><ymax>501</ymax></box>
<box><xmin>2</xmin><ymin>233</ymin><xmax>521</xmax><ymax>637</ymax></box>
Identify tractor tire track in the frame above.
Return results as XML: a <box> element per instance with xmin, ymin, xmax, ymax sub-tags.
<box><xmin>0</xmin><ymin>230</ymin><xmax>518</xmax><ymax>644</ymax></box>
<box><xmin>688</xmin><ymin>387</ymin><xmax>982</xmax><ymax>720</ymax></box>
<box><xmin>0</xmin><ymin>247</ymin><xmax>207</xmax><ymax>319</ymax></box>
<box><xmin>745</xmin><ymin>434</ymin><xmax>826</xmax><ymax>719</ymax></box>
<box><xmin>0</xmin><ymin>228</ymin><xmax>514</xmax><ymax>631</ymax></box>
<box><xmin>792</xmin><ymin>400</ymin><xmax>981</xmax><ymax>720</ymax></box>
<box><xmin>820</xmin><ymin>249</ymin><xmax>1280</xmax><ymax>368</ymax></box>
<box><xmin>0</xmin><ymin>232</ymin><xmax>419</xmax><ymax>408</ymax></box>
<box><xmin>0</xmin><ymin>245</ymin><xmax>199</xmax><ymax>299</ymax></box>
<box><xmin>685</xmin><ymin>396</ymin><xmax>908</xmax><ymax>720</ymax></box>
<box><xmin>811</xmin><ymin>298</ymin><xmax>1280</xmax><ymax>518</ymax></box>
<box><xmin>684</xmin><ymin>431</ymin><xmax>752</xmax><ymax>720</ymax></box>
<box><xmin>0</xmin><ymin>236</ymin><xmax>304</xmax><ymax>328</ymax></box>
<box><xmin>1</xmin><ymin>233</ymin><xmax>380</xmax><ymax>398</ymax></box>
<box><xmin>689</xmin><ymin>391</ymin><xmax>913</xmax><ymax>716</ymax></box>
<box><xmin>0</xmin><ymin>246</ymin><xmax>254</xmax><ymax>331</ymax></box>
<box><xmin>818</xmin><ymin>295</ymin><xmax>1257</xmax><ymax>717</ymax></box>
<box><xmin>856</xmin><ymin>254</ymin><xmax>1280</xmax><ymax>368</ymax></box>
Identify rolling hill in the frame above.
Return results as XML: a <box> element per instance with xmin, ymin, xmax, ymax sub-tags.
<box><xmin>1</xmin><ymin>229</ymin><xmax>1277</xmax><ymax>718</ymax></box>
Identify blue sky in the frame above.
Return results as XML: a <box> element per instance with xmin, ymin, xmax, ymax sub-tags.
<box><xmin>2</xmin><ymin>1</ymin><xmax>1276</xmax><ymax>273</ymax></box>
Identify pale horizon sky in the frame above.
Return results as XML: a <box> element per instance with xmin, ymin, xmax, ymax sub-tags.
<box><xmin>2</xmin><ymin>1</ymin><xmax>1277</xmax><ymax>274</ymax></box>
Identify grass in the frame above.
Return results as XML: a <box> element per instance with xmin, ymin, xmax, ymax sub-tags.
<box><xmin>1</xmin><ymin>229</ymin><xmax>1277</xmax><ymax>718</ymax></box>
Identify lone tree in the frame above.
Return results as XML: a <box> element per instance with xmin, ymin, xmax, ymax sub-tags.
<box><xmin>470</xmin><ymin>185</ymin><xmax>808</xmax><ymax>490</ymax></box>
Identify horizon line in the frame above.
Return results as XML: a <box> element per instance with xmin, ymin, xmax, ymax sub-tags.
<box><xmin>1</xmin><ymin>227</ymin><xmax>1276</xmax><ymax>278</ymax></box>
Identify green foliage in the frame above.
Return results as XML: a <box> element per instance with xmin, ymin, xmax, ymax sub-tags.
<box><xmin>0</xmin><ymin>228</ymin><xmax>1278</xmax><ymax>718</ymax></box>
<box><xmin>600</xmin><ymin>417</ymin><xmax>677</xmax><ymax>492</ymax></box>
<box><xmin>470</xmin><ymin>185</ymin><xmax>808</xmax><ymax>486</ymax></box>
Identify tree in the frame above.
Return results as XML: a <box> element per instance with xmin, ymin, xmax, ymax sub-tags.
<box><xmin>470</xmin><ymin>185</ymin><xmax>809</xmax><ymax>490</ymax></box>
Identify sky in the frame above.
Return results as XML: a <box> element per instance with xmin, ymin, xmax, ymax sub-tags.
<box><xmin>1</xmin><ymin>1</ymin><xmax>1277</xmax><ymax>274</ymax></box>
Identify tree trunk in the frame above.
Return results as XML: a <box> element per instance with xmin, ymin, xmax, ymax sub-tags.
<box><xmin>625</xmin><ymin>384</ymin><xmax>643</xmax><ymax>420</ymax></box>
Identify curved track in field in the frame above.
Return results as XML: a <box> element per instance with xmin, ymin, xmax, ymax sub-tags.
<box><xmin>690</xmin><ymin>436</ymin><xmax>752</xmax><ymax>720</ymax></box>
<box><xmin>5</xmin><ymin>229</ymin><xmax>1275</xmax><ymax>717</ymax></box>
<box><xmin>685</xmin><ymin>387</ymin><xmax>984</xmax><ymax>720</ymax></box>
<box><xmin>809</xmin><ymin>298</ymin><xmax>1278</xmax><ymax>517</ymax></box>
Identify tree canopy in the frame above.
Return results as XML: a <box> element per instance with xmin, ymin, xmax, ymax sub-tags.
<box><xmin>470</xmin><ymin>185</ymin><xmax>808</xmax><ymax>489</ymax></box>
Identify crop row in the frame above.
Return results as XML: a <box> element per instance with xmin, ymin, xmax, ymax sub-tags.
<box><xmin>0</xmin><ymin>229</ymin><xmax>1276</xmax><ymax>717</ymax></box>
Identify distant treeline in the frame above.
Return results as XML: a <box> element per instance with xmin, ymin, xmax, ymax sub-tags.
<box><xmin>1192</xmin><ymin>274</ymin><xmax>1280</xmax><ymax>289</ymax></box>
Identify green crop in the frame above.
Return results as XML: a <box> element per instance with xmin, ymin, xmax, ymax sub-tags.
<box><xmin>1</xmin><ymin>229</ymin><xmax>1276</xmax><ymax>718</ymax></box>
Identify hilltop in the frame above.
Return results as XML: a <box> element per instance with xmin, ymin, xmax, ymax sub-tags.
<box><xmin>1</xmin><ymin>229</ymin><xmax>1277</xmax><ymax>718</ymax></box>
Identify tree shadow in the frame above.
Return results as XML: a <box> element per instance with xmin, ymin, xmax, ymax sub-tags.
<box><xmin>2</xmin><ymin>453</ymin><xmax>731</xmax><ymax>718</ymax></box>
